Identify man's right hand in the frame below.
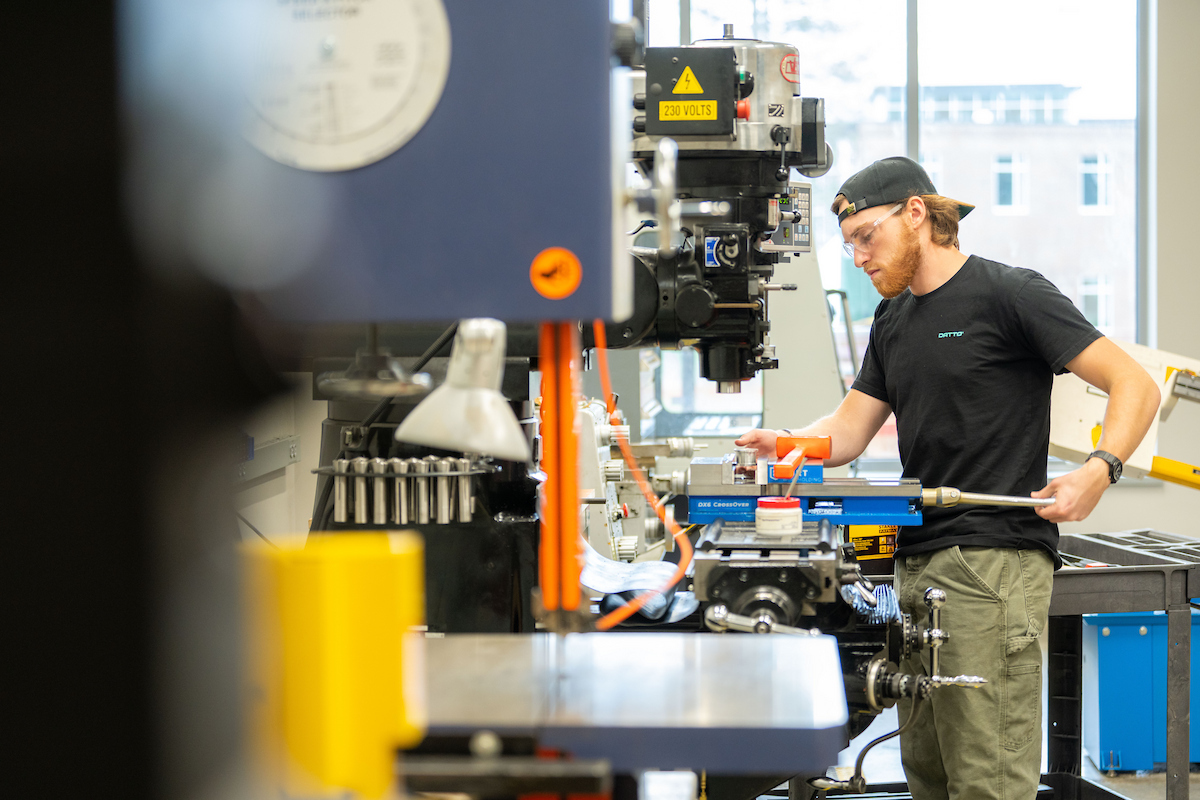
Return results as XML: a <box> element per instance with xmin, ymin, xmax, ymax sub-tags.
<box><xmin>734</xmin><ymin>428</ymin><xmax>779</xmax><ymax>459</ymax></box>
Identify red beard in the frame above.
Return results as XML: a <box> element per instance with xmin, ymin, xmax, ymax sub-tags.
<box><xmin>870</xmin><ymin>222</ymin><xmax>921</xmax><ymax>299</ymax></box>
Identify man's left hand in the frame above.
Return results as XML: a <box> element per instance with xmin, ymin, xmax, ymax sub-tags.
<box><xmin>1031</xmin><ymin>458</ymin><xmax>1111</xmax><ymax>522</ymax></box>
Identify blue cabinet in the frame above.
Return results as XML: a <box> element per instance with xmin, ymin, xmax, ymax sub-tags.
<box><xmin>1083</xmin><ymin>611</ymin><xmax>1200</xmax><ymax>771</ymax></box>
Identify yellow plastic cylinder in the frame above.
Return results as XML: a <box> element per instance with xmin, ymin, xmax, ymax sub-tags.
<box><xmin>244</xmin><ymin>533</ymin><xmax>425</xmax><ymax>799</ymax></box>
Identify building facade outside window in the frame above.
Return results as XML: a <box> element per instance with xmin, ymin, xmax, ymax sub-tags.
<box><xmin>1080</xmin><ymin>153</ymin><xmax>1114</xmax><ymax>213</ymax></box>
<box><xmin>1079</xmin><ymin>275</ymin><xmax>1114</xmax><ymax>334</ymax></box>
<box><xmin>993</xmin><ymin>153</ymin><xmax>1030</xmax><ymax>214</ymax></box>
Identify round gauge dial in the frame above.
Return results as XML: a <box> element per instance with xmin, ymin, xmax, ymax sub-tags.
<box><xmin>245</xmin><ymin>0</ymin><xmax>451</xmax><ymax>172</ymax></box>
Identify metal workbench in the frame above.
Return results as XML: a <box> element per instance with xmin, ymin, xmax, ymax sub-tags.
<box><xmin>422</xmin><ymin>632</ymin><xmax>850</xmax><ymax>776</ymax></box>
<box><xmin>1046</xmin><ymin>531</ymin><xmax>1200</xmax><ymax>800</ymax></box>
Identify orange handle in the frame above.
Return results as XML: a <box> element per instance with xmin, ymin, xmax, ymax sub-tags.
<box><xmin>773</xmin><ymin>435</ymin><xmax>832</xmax><ymax>480</ymax></box>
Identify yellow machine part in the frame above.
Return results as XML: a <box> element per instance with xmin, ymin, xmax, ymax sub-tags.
<box><xmin>243</xmin><ymin>533</ymin><xmax>426</xmax><ymax>799</ymax></box>
<box><xmin>1149</xmin><ymin>455</ymin><xmax>1200</xmax><ymax>490</ymax></box>
<box><xmin>847</xmin><ymin>525</ymin><xmax>898</xmax><ymax>560</ymax></box>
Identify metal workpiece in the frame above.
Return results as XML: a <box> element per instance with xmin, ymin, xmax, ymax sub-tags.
<box><xmin>390</xmin><ymin>457</ymin><xmax>409</xmax><ymax>525</ymax></box>
<box><xmin>333</xmin><ymin>457</ymin><xmax>349</xmax><ymax>523</ymax></box>
<box><xmin>921</xmin><ymin>485</ymin><xmax>1055</xmax><ymax>509</ymax></box>
<box><xmin>456</xmin><ymin>457</ymin><xmax>473</xmax><ymax>522</ymax></box>
<box><xmin>435</xmin><ymin>458</ymin><xmax>453</xmax><ymax>524</ymax></box>
<box><xmin>412</xmin><ymin>458</ymin><xmax>431</xmax><ymax>525</ymax></box>
<box><xmin>687</xmin><ymin>455</ymin><xmax>761</xmax><ymax>496</ymax></box>
<box><xmin>370</xmin><ymin>458</ymin><xmax>388</xmax><ymax>524</ymax></box>
<box><xmin>351</xmin><ymin>456</ymin><xmax>369</xmax><ymax>523</ymax></box>
<box><xmin>423</xmin><ymin>633</ymin><xmax>848</xmax><ymax>774</ymax></box>
<box><xmin>618</xmin><ymin>438</ymin><xmax>694</xmax><ymax>460</ymax></box>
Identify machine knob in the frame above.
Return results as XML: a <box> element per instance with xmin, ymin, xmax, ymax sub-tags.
<box><xmin>675</xmin><ymin>284</ymin><xmax>717</xmax><ymax>328</ymax></box>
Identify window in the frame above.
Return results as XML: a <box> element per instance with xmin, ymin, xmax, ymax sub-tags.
<box><xmin>920</xmin><ymin>153</ymin><xmax>943</xmax><ymax>194</ymax></box>
<box><xmin>993</xmin><ymin>154</ymin><xmax>1029</xmax><ymax>214</ymax></box>
<box><xmin>1079</xmin><ymin>276</ymin><xmax>1114</xmax><ymax>334</ymax></box>
<box><xmin>648</xmin><ymin>349</ymin><xmax>762</xmax><ymax>438</ymax></box>
<box><xmin>650</xmin><ymin>0</ymin><xmax>1140</xmax><ymax>451</ymax></box>
<box><xmin>1080</xmin><ymin>154</ymin><xmax>1113</xmax><ymax>213</ymax></box>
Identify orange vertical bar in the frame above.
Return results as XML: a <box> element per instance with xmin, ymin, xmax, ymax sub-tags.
<box><xmin>557</xmin><ymin>323</ymin><xmax>581</xmax><ymax>611</ymax></box>
<box><xmin>538</xmin><ymin>323</ymin><xmax>560</xmax><ymax>611</ymax></box>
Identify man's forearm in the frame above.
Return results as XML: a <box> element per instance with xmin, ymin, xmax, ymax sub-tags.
<box><xmin>1094</xmin><ymin>367</ymin><xmax>1161</xmax><ymax>464</ymax></box>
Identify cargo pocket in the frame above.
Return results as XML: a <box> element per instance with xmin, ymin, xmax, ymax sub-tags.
<box><xmin>1002</xmin><ymin>661</ymin><xmax>1041</xmax><ymax>750</ymax></box>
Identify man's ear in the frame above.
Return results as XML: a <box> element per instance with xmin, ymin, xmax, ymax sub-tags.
<box><xmin>907</xmin><ymin>196</ymin><xmax>929</xmax><ymax>228</ymax></box>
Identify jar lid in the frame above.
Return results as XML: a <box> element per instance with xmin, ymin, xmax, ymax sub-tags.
<box><xmin>757</xmin><ymin>497</ymin><xmax>800</xmax><ymax>510</ymax></box>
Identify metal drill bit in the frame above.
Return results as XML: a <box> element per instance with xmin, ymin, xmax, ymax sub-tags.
<box><xmin>333</xmin><ymin>458</ymin><xmax>349</xmax><ymax>523</ymax></box>
<box><xmin>370</xmin><ymin>458</ymin><xmax>388</xmax><ymax>524</ymax></box>
<box><xmin>412</xmin><ymin>457</ymin><xmax>430</xmax><ymax>524</ymax></box>
<box><xmin>457</xmin><ymin>457</ymin><xmax>473</xmax><ymax>522</ymax></box>
<box><xmin>435</xmin><ymin>458</ymin><xmax>452</xmax><ymax>524</ymax></box>
<box><xmin>390</xmin><ymin>457</ymin><xmax>409</xmax><ymax>525</ymax></box>
<box><xmin>351</xmin><ymin>457</ymin><xmax>369</xmax><ymax>523</ymax></box>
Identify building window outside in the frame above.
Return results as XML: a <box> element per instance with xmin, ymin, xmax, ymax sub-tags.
<box><xmin>1079</xmin><ymin>275</ymin><xmax>1114</xmax><ymax>333</ymax></box>
<box><xmin>1080</xmin><ymin>154</ymin><xmax>1114</xmax><ymax>213</ymax></box>
<box><xmin>920</xmin><ymin>153</ymin><xmax>942</xmax><ymax>192</ymax></box>
<box><xmin>993</xmin><ymin>154</ymin><xmax>1029</xmax><ymax>214</ymax></box>
<box><xmin>666</xmin><ymin>0</ymin><xmax>1138</xmax><ymax>449</ymax></box>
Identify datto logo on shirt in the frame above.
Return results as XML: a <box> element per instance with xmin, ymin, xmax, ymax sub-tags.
<box><xmin>938</xmin><ymin>331</ymin><xmax>964</xmax><ymax>338</ymax></box>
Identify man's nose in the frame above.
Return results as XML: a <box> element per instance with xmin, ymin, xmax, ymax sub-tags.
<box><xmin>855</xmin><ymin>248</ymin><xmax>870</xmax><ymax>269</ymax></box>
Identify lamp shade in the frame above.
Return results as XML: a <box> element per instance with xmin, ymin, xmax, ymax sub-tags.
<box><xmin>394</xmin><ymin>319</ymin><xmax>531</xmax><ymax>462</ymax></box>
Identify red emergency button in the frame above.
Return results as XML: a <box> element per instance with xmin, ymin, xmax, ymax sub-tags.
<box><xmin>737</xmin><ymin>99</ymin><xmax>751</xmax><ymax>120</ymax></box>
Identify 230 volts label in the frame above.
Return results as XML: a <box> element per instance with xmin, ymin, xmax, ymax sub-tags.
<box><xmin>658</xmin><ymin>100</ymin><xmax>717</xmax><ymax>120</ymax></box>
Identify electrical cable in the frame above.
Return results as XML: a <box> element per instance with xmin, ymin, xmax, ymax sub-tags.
<box><xmin>592</xmin><ymin>319</ymin><xmax>694</xmax><ymax>631</ymax></box>
<box><xmin>237</xmin><ymin>511</ymin><xmax>279</xmax><ymax>549</ymax></box>
<box><xmin>538</xmin><ymin>323</ymin><xmax>562</xmax><ymax>610</ymax></box>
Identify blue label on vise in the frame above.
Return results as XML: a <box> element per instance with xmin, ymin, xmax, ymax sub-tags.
<box><xmin>704</xmin><ymin>237</ymin><xmax>719</xmax><ymax>267</ymax></box>
<box><xmin>766</xmin><ymin>464</ymin><xmax>823</xmax><ymax>484</ymax></box>
<box><xmin>689</xmin><ymin>496</ymin><xmax>757</xmax><ymax>523</ymax></box>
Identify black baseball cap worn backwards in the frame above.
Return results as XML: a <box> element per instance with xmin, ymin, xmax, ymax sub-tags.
<box><xmin>834</xmin><ymin>156</ymin><xmax>975</xmax><ymax>224</ymax></box>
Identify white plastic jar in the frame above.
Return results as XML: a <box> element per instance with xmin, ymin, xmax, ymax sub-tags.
<box><xmin>755</xmin><ymin>496</ymin><xmax>802</xmax><ymax>537</ymax></box>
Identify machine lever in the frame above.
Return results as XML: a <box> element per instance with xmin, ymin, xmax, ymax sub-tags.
<box><xmin>852</xmin><ymin>581</ymin><xmax>878</xmax><ymax>608</ymax></box>
<box><xmin>652</xmin><ymin>138</ymin><xmax>680</xmax><ymax>258</ymax></box>
<box><xmin>703</xmin><ymin>604</ymin><xmax>818</xmax><ymax>636</ymax></box>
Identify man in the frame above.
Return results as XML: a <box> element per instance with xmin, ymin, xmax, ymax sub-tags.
<box><xmin>735</xmin><ymin>156</ymin><xmax>1160</xmax><ymax>800</ymax></box>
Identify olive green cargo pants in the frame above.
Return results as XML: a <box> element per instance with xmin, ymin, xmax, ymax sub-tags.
<box><xmin>894</xmin><ymin>546</ymin><xmax>1054</xmax><ymax>800</ymax></box>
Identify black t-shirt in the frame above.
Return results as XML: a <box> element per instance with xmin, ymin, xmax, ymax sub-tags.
<box><xmin>852</xmin><ymin>255</ymin><xmax>1103</xmax><ymax>568</ymax></box>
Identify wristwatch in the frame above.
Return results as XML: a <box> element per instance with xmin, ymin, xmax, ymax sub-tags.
<box><xmin>1087</xmin><ymin>450</ymin><xmax>1123</xmax><ymax>484</ymax></box>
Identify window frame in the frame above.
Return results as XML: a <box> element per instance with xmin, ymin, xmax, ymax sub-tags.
<box><xmin>992</xmin><ymin>153</ymin><xmax>1030</xmax><ymax>215</ymax></box>
<box><xmin>1079</xmin><ymin>152</ymin><xmax>1115</xmax><ymax>214</ymax></box>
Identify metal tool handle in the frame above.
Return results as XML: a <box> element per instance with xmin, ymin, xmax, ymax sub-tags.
<box><xmin>653</xmin><ymin>138</ymin><xmax>680</xmax><ymax>258</ymax></box>
<box><xmin>922</xmin><ymin>486</ymin><xmax>1056</xmax><ymax>509</ymax></box>
<box><xmin>703</xmin><ymin>604</ymin><xmax>818</xmax><ymax>636</ymax></box>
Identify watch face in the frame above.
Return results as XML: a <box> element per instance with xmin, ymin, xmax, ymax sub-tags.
<box><xmin>1111</xmin><ymin>460</ymin><xmax>1122</xmax><ymax>482</ymax></box>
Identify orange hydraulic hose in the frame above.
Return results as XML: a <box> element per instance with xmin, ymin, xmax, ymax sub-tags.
<box><xmin>557</xmin><ymin>323</ymin><xmax>581</xmax><ymax>611</ymax></box>
<box><xmin>538</xmin><ymin>322</ymin><xmax>561</xmax><ymax>611</ymax></box>
<box><xmin>592</xmin><ymin>320</ymin><xmax>694</xmax><ymax>631</ymax></box>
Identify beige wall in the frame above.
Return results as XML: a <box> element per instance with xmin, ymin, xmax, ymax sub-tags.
<box><xmin>232</xmin><ymin>374</ymin><xmax>325</xmax><ymax>548</ymax></box>
<box><xmin>1059</xmin><ymin>0</ymin><xmax>1200</xmax><ymax>541</ymax></box>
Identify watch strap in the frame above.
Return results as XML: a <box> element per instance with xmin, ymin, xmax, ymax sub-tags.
<box><xmin>1087</xmin><ymin>450</ymin><xmax>1122</xmax><ymax>484</ymax></box>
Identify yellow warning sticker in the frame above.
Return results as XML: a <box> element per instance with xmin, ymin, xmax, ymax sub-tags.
<box><xmin>672</xmin><ymin>66</ymin><xmax>705</xmax><ymax>94</ymax></box>
<box><xmin>659</xmin><ymin>100</ymin><xmax>717</xmax><ymax>121</ymax></box>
